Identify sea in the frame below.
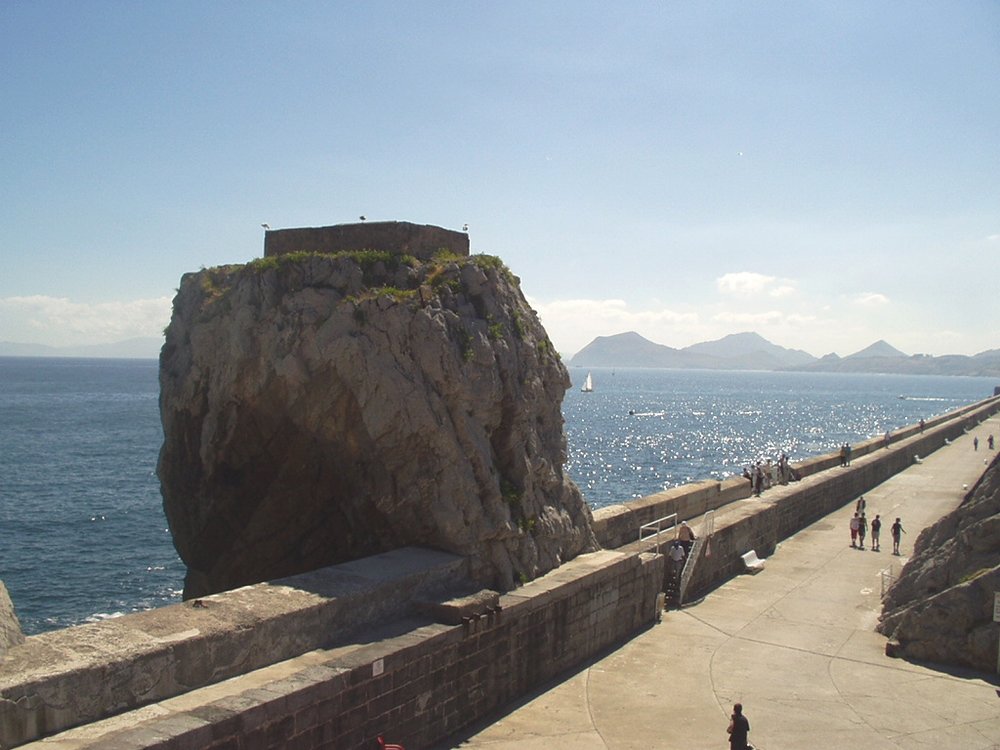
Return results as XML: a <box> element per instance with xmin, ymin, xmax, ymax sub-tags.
<box><xmin>1</xmin><ymin>357</ymin><xmax>996</xmax><ymax>636</ymax></box>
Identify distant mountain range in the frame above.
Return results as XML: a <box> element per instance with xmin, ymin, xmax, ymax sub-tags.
<box><xmin>0</xmin><ymin>337</ymin><xmax>162</xmax><ymax>359</ymax></box>
<box><xmin>569</xmin><ymin>331</ymin><xmax>1000</xmax><ymax>378</ymax></box>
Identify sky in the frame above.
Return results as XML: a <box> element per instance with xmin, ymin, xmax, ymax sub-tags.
<box><xmin>2</xmin><ymin>1</ymin><xmax>998</xmax><ymax>359</ymax></box>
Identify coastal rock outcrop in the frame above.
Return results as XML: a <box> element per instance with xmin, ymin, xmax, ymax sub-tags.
<box><xmin>877</xmin><ymin>452</ymin><xmax>1000</xmax><ymax>672</ymax></box>
<box><xmin>0</xmin><ymin>580</ymin><xmax>25</xmax><ymax>658</ymax></box>
<box><xmin>159</xmin><ymin>224</ymin><xmax>598</xmax><ymax>599</ymax></box>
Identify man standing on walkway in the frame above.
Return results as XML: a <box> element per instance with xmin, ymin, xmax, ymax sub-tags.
<box><xmin>891</xmin><ymin>518</ymin><xmax>906</xmax><ymax>555</ymax></box>
<box><xmin>727</xmin><ymin>703</ymin><xmax>751</xmax><ymax>750</ymax></box>
<box><xmin>850</xmin><ymin>512</ymin><xmax>860</xmax><ymax>548</ymax></box>
<box><xmin>871</xmin><ymin>514</ymin><xmax>882</xmax><ymax>551</ymax></box>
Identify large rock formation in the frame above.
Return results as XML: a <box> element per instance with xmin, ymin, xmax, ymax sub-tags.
<box><xmin>877</xmin><ymin>452</ymin><xmax>1000</xmax><ymax>672</ymax></box>
<box><xmin>159</xmin><ymin>225</ymin><xmax>597</xmax><ymax>599</ymax></box>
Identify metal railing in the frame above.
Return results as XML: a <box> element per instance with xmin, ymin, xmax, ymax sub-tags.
<box><xmin>678</xmin><ymin>510</ymin><xmax>715</xmax><ymax>605</ymax></box>
<box><xmin>639</xmin><ymin>513</ymin><xmax>677</xmax><ymax>555</ymax></box>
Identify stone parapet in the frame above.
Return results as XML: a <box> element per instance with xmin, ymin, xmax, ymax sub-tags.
<box><xmin>0</xmin><ymin>548</ymin><xmax>471</xmax><ymax>748</ymax></box>
<box><xmin>11</xmin><ymin>551</ymin><xmax>663</xmax><ymax>750</ymax></box>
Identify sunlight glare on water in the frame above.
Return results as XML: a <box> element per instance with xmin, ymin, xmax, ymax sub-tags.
<box><xmin>562</xmin><ymin>368</ymin><xmax>995</xmax><ymax>508</ymax></box>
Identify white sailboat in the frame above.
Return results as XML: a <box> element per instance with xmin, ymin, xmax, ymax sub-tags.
<box><xmin>581</xmin><ymin>372</ymin><xmax>594</xmax><ymax>393</ymax></box>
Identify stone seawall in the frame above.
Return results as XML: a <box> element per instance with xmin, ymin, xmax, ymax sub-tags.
<box><xmin>3</xmin><ymin>551</ymin><xmax>662</xmax><ymax>749</ymax></box>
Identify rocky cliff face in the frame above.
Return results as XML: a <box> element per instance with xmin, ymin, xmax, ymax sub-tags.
<box><xmin>878</xmin><ymin>453</ymin><xmax>1000</xmax><ymax>672</ymax></box>
<box><xmin>159</xmin><ymin>244</ymin><xmax>597</xmax><ymax>599</ymax></box>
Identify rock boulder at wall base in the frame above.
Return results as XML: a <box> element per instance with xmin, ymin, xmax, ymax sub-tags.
<box><xmin>0</xmin><ymin>581</ymin><xmax>25</xmax><ymax>657</ymax></box>
<box><xmin>878</xmin><ymin>452</ymin><xmax>1000</xmax><ymax>672</ymax></box>
<box><xmin>158</xmin><ymin>245</ymin><xmax>598</xmax><ymax>599</ymax></box>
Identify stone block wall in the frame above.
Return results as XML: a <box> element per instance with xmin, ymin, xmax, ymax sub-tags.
<box><xmin>263</xmin><ymin>221</ymin><xmax>470</xmax><ymax>261</ymax></box>
<box><xmin>0</xmin><ymin>548</ymin><xmax>472</xmax><ymax>748</ymax></box>
<box><xmin>5</xmin><ymin>551</ymin><xmax>662</xmax><ymax>749</ymax></box>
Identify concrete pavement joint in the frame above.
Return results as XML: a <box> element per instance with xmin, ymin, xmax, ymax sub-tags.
<box><xmin>582</xmin><ymin>666</ymin><xmax>610</xmax><ymax>749</ymax></box>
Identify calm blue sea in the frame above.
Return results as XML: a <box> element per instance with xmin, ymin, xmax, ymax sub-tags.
<box><xmin>1</xmin><ymin>357</ymin><xmax>995</xmax><ymax>635</ymax></box>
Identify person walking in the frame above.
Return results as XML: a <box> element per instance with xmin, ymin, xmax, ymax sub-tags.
<box><xmin>974</xmin><ymin>436</ymin><xmax>979</xmax><ymax>451</ymax></box>
<box><xmin>727</xmin><ymin>703</ymin><xmax>751</xmax><ymax>750</ymax></box>
<box><xmin>871</xmin><ymin>514</ymin><xmax>882</xmax><ymax>551</ymax></box>
<box><xmin>850</xmin><ymin>513</ymin><xmax>860</xmax><ymax>548</ymax></box>
<box><xmin>891</xmin><ymin>517</ymin><xmax>906</xmax><ymax>555</ymax></box>
<box><xmin>858</xmin><ymin>513</ymin><xmax>868</xmax><ymax>550</ymax></box>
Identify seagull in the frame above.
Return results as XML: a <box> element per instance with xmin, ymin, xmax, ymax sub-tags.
<box><xmin>261</xmin><ymin>223</ymin><xmax>270</xmax><ymax>230</ymax></box>
<box><xmin>462</xmin><ymin>223</ymin><xmax>468</xmax><ymax>232</ymax></box>
<box><xmin>359</xmin><ymin>215</ymin><xmax>367</xmax><ymax>221</ymax></box>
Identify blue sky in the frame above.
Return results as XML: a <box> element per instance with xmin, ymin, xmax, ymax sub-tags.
<box><xmin>2</xmin><ymin>1</ymin><xmax>997</xmax><ymax>357</ymax></box>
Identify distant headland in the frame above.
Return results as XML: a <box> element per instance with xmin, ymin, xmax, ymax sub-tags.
<box><xmin>570</xmin><ymin>331</ymin><xmax>1000</xmax><ymax>377</ymax></box>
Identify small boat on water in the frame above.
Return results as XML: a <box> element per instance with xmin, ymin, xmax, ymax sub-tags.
<box><xmin>581</xmin><ymin>372</ymin><xmax>594</xmax><ymax>393</ymax></box>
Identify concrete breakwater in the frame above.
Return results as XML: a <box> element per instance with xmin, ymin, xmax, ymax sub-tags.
<box><xmin>1</xmin><ymin>395</ymin><xmax>998</xmax><ymax>749</ymax></box>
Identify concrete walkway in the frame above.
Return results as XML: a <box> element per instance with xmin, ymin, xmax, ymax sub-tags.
<box><xmin>442</xmin><ymin>415</ymin><xmax>1000</xmax><ymax>750</ymax></box>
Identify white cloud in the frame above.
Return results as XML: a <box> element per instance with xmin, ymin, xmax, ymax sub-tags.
<box><xmin>716</xmin><ymin>272</ymin><xmax>773</xmax><ymax>295</ymax></box>
<box><xmin>986</xmin><ymin>234</ymin><xmax>1000</xmax><ymax>242</ymax></box>
<box><xmin>0</xmin><ymin>295</ymin><xmax>172</xmax><ymax>346</ymax></box>
<box><xmin>851</xmin><ymin>292</ymin><xmax>889</xmax><ymax>307</ymax></box>
<box><xmin>716</xmin><ymin>272</ymin><xmax>797</xmax><ymax>298</ymax></box>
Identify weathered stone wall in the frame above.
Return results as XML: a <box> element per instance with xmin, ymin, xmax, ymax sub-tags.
<box><xmin>2</xmin><ymin>550</ymin><xmax>661</xmax><ymax>749</ymax></box>
<box><xmin>263</xmin><ymin>221</ymin><xmax>470</xmax><ymax>261</ymax></box>
<box><xmin>0</xmin><ymin>548</ymin><xmax>472</xmax><ymax>747</ymax></box>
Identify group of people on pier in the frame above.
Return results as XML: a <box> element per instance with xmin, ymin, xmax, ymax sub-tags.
<box><xmin>849</xmin><ymin>495</ymin><xmax>906</xmax><ymax>554</ymax></box>
<box><xmin>742</xmin><ymin>453</ymin><xmax>798</xmax><ymax>496</ymax></box>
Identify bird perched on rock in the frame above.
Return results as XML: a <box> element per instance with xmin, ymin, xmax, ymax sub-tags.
<box><xmin>261</xmin><ymin>223</ymin><xmax>270</xmax><ymax>230</ymax></box>
<box><xmin>359</xmin><ymin>215</ymin><xmax>367</xmax><ymax>221</ymax></box>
